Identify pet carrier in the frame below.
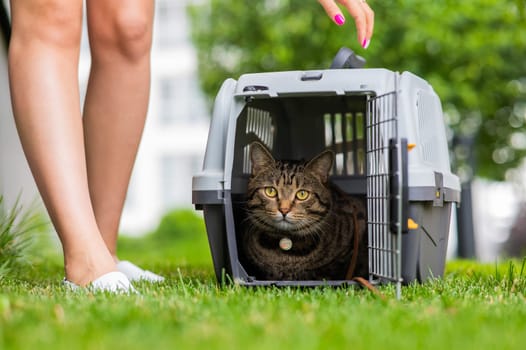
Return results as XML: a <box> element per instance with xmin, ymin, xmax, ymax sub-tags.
<box><xmin>192</xmin><ymin>48</ymin><xmax>461</xmax><ymax>294</ymax></box>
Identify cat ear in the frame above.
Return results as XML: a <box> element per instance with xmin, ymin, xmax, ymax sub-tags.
<box><xmin>250</xmin><ymin>142</ymin><xmax>275</xmax><ymax>174</ymax></box>
<box><xmin>305</xmin><ymin>150</ymin><xmax>334</xmax><ymax>183</ymax></box>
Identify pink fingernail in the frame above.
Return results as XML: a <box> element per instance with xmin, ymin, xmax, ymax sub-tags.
<box><xmin>334</xmin><ymin>14</ymin><xmax>345</xmax><ymax>26</ymax></box>
<box><xmin>362</xmin><ymin>38</ymin><xmax>370</xmax><ymax>49</ymax></box>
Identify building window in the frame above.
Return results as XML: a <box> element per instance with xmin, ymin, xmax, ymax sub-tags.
<box><xmin>158</xmin><ymin>76</ymin><xmax>207</xmax><ymax>125</ymax></box>
<box><xmin>156</xmin><ymin>1</ymin><xmax>187</xmax><ymax>48</ymax></box>
<box><xmin>160</xmin><ymin>154</ymin><xmax>200</xmax><ymax>209</ymax></box>
<box><xmin>159</xmin><ymin>78</ymin><xmax>179</xmax><ymax>124</ymax></box>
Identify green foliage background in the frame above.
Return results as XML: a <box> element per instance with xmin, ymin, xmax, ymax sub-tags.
<box><xmin>189</xmin><ymin>0</ymin><xmax>526</xmax><ymax>180</ymax></box>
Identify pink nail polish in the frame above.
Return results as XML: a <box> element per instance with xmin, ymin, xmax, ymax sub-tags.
<box><xmin>334</xmin><ymin>14</ymin><xmax>345</xmax><ymax>26</ymax></box>
<box><xmin>362</xmin><ymin>39</ymin><xmax>370</xmax><ymax>49</ymax></box>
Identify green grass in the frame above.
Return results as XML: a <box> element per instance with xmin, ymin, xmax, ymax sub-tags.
<box><xmin>1</xmin><ymin>227</ymin><xmax>525</xmax><ymax>350</ymax></box>
<box><xmin>0</xmin><ymin>196</ymin><xmax>46</xmax><ymax>276</ymax></box>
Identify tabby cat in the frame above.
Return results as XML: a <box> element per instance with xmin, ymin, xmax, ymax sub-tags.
<box><xmin>241</xmin><ymin>141</ymin><xmax>368</xmax><ymax>281</ymax></box>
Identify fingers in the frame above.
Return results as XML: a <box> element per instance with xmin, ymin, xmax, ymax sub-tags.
<box><xmin>337</xmin><ymin>0</ymin><xmax>374</xmax><ymax>48</ymax></box>
<box><xmin>318</xmin><ymin>0</ymin><xmax>347</xmax><ymax>26</ymax></box>
<box><xmin>318</xmin><ymin>0</ymin><xmax>374</xmax><ymax>48</ymax></box>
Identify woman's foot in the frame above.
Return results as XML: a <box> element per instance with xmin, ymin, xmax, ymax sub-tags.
<box><xmin>63</xmin><ymin>238</ymin><xmax>119</xmax><ymax>286</ymax></box>
<box><xmin>63</xmin><ymin>271</ymin><xmax>137</xmax><ymax>294</ymax></box>
<box><xmin>116</xmin><ymin>260</ymin><xmax>165</xmax><ymax>282</ymax></box>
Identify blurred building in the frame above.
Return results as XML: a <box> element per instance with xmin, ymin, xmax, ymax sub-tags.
<box><xmin>112</xmin><ymin>0</ymin><xmax>210</xmax><ymax>235</ymax></box>
<box><xmin>471</xmin><ymin>179</ymin><xmax>522</xmax><ymax>261</ymax></box>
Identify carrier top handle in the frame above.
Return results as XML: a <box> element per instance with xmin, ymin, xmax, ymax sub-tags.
<box><xmin>330</xmin><ymin>47</ymin><xmax>366</xmax><ymax>69</ymax></box>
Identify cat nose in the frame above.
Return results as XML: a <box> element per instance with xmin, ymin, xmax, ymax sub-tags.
<box><xmin>279</xmin><ymin>206</ymin><xmax>290</xmax><ymax>216</ymax></box>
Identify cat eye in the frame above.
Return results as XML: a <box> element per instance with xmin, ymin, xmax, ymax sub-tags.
<box><xmin>264</xmin><ymin>187</ymin><xmax>277</xmax><ymax>198</ymax></box>
<box><xmin>295</xmin><ymin>190</ymin><xmax>310</xmax><ymax>200</ymax></box>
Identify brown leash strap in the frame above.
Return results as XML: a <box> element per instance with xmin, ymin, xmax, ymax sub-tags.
<box><xmin>345</xmin><ymin>211</ymin><xmax>361</xmax><ymax>280</ymax></box>
<box><xmin>352</xmin><ymin>277</ymin><xmax>387</xmax><ymax>301</ymax></box>
<box><xmin>345</xmin><ymin>210</ymin><xmax>387</xmax><ymax>300</ymax></box>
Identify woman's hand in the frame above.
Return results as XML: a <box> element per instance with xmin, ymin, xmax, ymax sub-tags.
<box><xmin>318</xmin><ymin>0</ymin><xmax>374</xmax><ymax>49</ymax></box>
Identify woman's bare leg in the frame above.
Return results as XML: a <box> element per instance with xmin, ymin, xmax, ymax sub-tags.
<box><xmin>8</xmin><ymin>0</ymin><xmax>116</xmax><ymax>286</ymax></box>
<box><xmin>83</xmin><ymin>0</ymin><xmax>154</xmax><ymax>259</ymax></box>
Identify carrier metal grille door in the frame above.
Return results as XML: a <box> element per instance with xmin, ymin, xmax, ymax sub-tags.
<box><xmin>366</xmin><ymin>91</ymin><xmax>403</xmax><ymax>298</ymax></box>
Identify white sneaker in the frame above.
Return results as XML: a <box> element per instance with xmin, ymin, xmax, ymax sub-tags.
<box><xmin>116</xmin><ymin>260</ymin><xmax>165</xmax><ymax>283</ymax></box>
<box><xmin>63</xmin><ymin>271</ymin><xmax>137</xmax><ymax>294</ymax></box>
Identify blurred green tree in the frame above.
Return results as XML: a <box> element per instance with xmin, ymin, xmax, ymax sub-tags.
<box><xmin>189</xmin><ymin>0</ymin><xmax>526</xmax><ymax>180</ymax></box>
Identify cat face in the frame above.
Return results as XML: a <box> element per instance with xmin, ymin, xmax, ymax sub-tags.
<box><xmin>246</xmin><ymin>142</ymin><xmax>334</xmax><ymax>235</ymax></box>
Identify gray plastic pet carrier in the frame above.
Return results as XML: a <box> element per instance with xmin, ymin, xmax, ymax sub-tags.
<box><xmin>192</xmin><ymin>48</ymin><xmax>461</xmax><ymax>294</ymax></box>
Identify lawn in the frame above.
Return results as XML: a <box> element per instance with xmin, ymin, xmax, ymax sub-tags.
<box><xmin>1</xmin><ymin>218</ymin><xmax>525</xmax><ymax>350</ymax></box>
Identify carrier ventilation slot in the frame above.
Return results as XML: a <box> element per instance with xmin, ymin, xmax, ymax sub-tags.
<box><xmin>366</xmin><ymin>91</ymin><xmax>402</xmax><ymax>297</ymax></box>
<box><xmin>243</xmin><ymin>107</ymin><xmax>275</xmax><ymax>174</ymax></box>
<box><xmin>323</xmin><ymin>112</ymin><xmax>366</xmax><ymax>176</ymax></box>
